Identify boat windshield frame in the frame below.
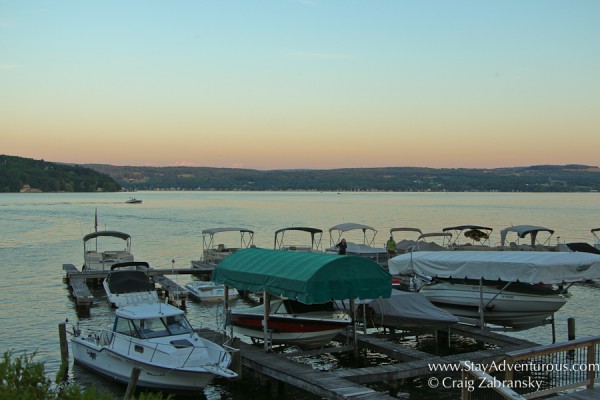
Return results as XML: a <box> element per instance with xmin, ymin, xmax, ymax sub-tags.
<box><xmin>115</xmin><ymin>314</ymin><xmax>194</xmax><ymax>339</ymax></box>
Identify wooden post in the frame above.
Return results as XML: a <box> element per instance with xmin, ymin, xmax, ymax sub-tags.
<box><xmin>388</xmin><ymin>379</ymin><xmax>399</xmax><ymax>397</ymax></box>
<box><xmin>350</xmin><ymin>298</ymin><xmax>358</xmax><ymax>360</ymax></box>
<box><xmin>587</xmin><ymin>343</ymin><xmax>596</xmax><ymax>389</ymax></box>
<box><xmin>479</xmin><ymin>278</ymin><xmax>485</xmax><ymax>331</ymax></box>
<box><xmin>461</xmin><ymin>369</ymin><xmax>471</xmax><ymax>400</ymax></box>
<box><xmin>224</xmin><ymin>285</ymin><xmax>230</xmax><ymax>314</ymax></box>
<box><xmin>263</xmin><ymin>291</ymin><xmax>271</xmax><ymax>352</ymax></box>
<box><xmin>124</xmin><ymin>367</ymin><xmax>141</xmax><ymax>400</ymax></box>
<box><xmin>568</xmin><ymin>318</ymin><xmax>576</xmax><ymax>341</ymax></box>
<box><xmin>231</xmin><ymin>337</ymin><xmax>242</xmax><ymax>380</ymax></box>
<box><xmin>568</xmin><ymin>318</ymin><xmax>576</xmax><ymax>360</ymax></box>
<box><xmin>59</xmin><ymin>322</ymin><xmax>69</xmax><ymax>365</ymax></box>
<box><xmin>58</xmin><ymin>322</ymin><xmax>69</xmax><ymax>382</ymax></box>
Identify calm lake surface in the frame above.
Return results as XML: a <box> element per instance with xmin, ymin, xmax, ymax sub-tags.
<box><xmin>1</xmin><ymin>191</ymin><xmax>599</xmax><ymax>399</ymax></box>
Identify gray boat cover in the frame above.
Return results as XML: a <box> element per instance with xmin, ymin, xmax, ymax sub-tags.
<box><xmin>388</xmin><ymin>251</ymin><xmax>600</xmax><ymax>284</ymax></box>
<box><xmin>364</xmin><ymin>290</ymin><xmax>459</xmax><ymax>328</ymax></box>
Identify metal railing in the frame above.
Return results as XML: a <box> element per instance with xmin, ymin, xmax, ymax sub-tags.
<box><xmin>460</xmin><ymin>336</ymin><xmax>600</xmax><ymax>399</ymax></box>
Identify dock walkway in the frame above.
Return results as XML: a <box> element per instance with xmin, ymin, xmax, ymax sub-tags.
<box><xmin>233</xmin><ymin>325</ymin><xmax>540</xmax><ymax>399</ymax></box>
<box><xmin>63</xmin><ymin>263</ymin><xmax>213</xmax><ymax>310</ymax></box>
<box><xmin>239</xmin><ymin>341</ymin><xmax>395</xmax><ymax>399</ymax></box>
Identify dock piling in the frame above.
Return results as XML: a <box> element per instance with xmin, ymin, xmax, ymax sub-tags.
<box><xmin>58</xmin><ymin>322</ymin><xmax>69</xmax><ymax>382</ymax></box>
<box><xmin>124</xmin><ymin>367</ymin><xmax>141</xmax><ymax>400</ymax></box>
<box><xmin>568</xmin><ymin>317</ymin><xmax>576</xmax><ymax>341</ymax></box>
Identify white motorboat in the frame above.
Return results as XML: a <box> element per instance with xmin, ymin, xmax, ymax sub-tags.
<box><xmin>125</xmin><ymin>197</ymin><xmax>142</xmax><ymax>204</ymax></box>
<box><xmin>71</xmin><ymin>302</ymin><xmax>237</xmax><ymax>391</ymax></box>
<box><xmin>185</xmin><ymin>281</ymin><xmax>239</xmax><ymax>302</ymax></box>
<box><xmin>274</xmin><ymin>226</ymin><xmax>323</xmax><ymax>252</ymax></box>
<box><xmin>418</xmin><ymin>279</ymin><xmax>567</xmax><ymax>329</ymax></box>
<box><xmin>326</xmin><ymin>223</ymin><xmax>388</xmax><ymax>266</ymax></box>
<box><xmin>388</xmin><ymin>251</ymin><xmax>600</xmax><ymax>330</ymax></box>
<box><xmin>82</xmin><ymin>230</ymin><xmax>134</xmax><ymax>272</ymax></box>
<box><xmin>191</xmin><ymin>227</ymin><xmax>255</xmax><ymax>267</ymax></box>
<box><xmin>103</xmin><ymin>261</ymin><xmax>159</xmax><ymax>308</ymax></box>
<box><xmin>228</xmin><ymin>298</ymin><xmax>351</xmax><ymax>349</ymax></box>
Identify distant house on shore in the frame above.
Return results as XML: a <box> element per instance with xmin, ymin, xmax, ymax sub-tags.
<box><xmin>20</xmin><ymin>185</ymin><xmax>42</xmax><ymax>193</ymax></box>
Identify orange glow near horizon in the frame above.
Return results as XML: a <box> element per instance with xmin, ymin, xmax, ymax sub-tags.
<box><xmin>2</xmin><ymin>2</ymin><xmax>599</xmax><ymax>170</ymax></box>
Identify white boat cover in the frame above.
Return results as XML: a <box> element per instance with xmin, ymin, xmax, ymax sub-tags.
<box><xmin>342</xmin><ymin>242</ymin><xmax>386</xmax><ymax>254</ymax></box>
<box><xmin>388</xmin><ymin>251</ymin><xmax>600</xmax><ymax>284</ymax></box>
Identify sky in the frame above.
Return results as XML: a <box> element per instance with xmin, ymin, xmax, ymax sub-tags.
<box><xmin>1</xmin><ymin>1</ymin><xmax>599</xmax><ymax>170</ymax></box>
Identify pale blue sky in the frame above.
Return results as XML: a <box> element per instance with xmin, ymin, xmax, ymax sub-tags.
<box><xmin>2</xmin><ymin>1</ymin><xmax>599</xmax><ymax>169</ymax></box>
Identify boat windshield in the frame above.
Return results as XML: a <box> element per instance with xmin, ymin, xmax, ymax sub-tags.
<box><xmin>116</xmin><ymin>315</ymin><xmax>193</xmax><ymax>338</ymax></box>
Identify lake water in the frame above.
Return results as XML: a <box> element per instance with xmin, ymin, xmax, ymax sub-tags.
<box><xmin>1</xmin><ymin>191</ymin><xmax>599</xmax><ymax>399</ymax></box>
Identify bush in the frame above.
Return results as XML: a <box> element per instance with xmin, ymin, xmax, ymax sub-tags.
<box><xmin>0</xmin><ymin>351</ymin><xmax>171</xmax><ymax>400</ymax></box>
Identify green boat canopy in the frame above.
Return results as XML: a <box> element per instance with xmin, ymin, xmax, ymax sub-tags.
<box><xmin>212</xmin><ymin>248</ymin><xmax>392</xmax><ymax>304</ymax></box>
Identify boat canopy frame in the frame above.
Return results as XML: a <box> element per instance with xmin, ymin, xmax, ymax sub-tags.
<box><xmin>328</xmin><ymin>223</ymin><xmax>377</xmax><ymax>247</ymax></box>
<box><xmin>442</xmin><ymin>225</ymin><xmax>493</xmax><ymax>246</ymax></box>
<box><xmin>499</xmin><ymin>225</ymin><xmax>555</xmax><ymax>247</ymax></box>
<box><xmin>416</xmin><ymin>232</ymin><xmax>453</xmax><ymax>250</ymax></box>
<box><xmin>390</xmin><ymin>227</ymin><xmax>423</xmax><ymax>237</ymax></box>
<box><xmin>83</xmin><ymin>230</ymin><xmax>132</xmax><ymax>253</ymax></box>
<box><xmin>592</xmin><ymin>228</ymin><xmax>600</xmax><ymax>249</ymax></box>
<box><xmin>274</xmin><ymin>227</ymin><xmax>323</xmax><ymax>251</ymax></box>
<box><xmin>213</xmin><ymin>248</ymin><xmax>392</xmax><ymax>304</ymax></box>
<box><xmin>201</xmin><ymin>227</ymin><xmax>254</xmax><ymax>253</ymax></box>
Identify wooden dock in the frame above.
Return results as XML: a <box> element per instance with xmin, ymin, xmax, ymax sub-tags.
<box><xmin>229</xmin><ymin>324</ymin><xmax>543</xmax><ymax>399</ymax></box>
<box><xmin>62</xmin><ymin>263</ymin><xmax>213</xmax><ymax>310</ymax></box>
<box><xmin>238</xmin><ymin>340</ymin><xmax>396</xmax><ymax>399</ymax></box>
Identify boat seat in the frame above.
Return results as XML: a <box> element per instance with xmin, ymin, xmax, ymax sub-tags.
<box><xmin>217</xmin><ymin>244</ymin><xmax>226</xmax><ymax>252</ymax></box>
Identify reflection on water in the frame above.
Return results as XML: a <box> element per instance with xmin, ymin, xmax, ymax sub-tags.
<box><xmin>1</xmin><ymin>191</ymin><xmax>599</xmax><ymax>399</ymax></box>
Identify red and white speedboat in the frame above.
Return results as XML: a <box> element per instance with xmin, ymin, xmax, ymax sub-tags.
<box><xmin>228</xmin><ymin>298</ymin><xmax>351</xmax><ymax>349</ymax></box>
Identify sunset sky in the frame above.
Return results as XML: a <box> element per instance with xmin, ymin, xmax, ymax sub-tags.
<box><xmin>2</xmin><ymin>1</ymin><xmax>599</xmax><ymax>170</ymax></box>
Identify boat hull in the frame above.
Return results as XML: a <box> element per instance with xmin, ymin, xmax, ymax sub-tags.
<box><xmin>228</xmin><ymin>313</ymin><xmax>349</xmax><ymax>348</ymax></box>
<box><xmin>71</xmin><ymin>339</ymin><xmax>217</xmax><ymax>391</ymax></box>
<box><xmin>185</xmin><ymin>282</ymin><xmax>239</xmax><ymax>302</ymax></box>
<box><xmin>419</xmin><ymin>281</ymin><xmax>567</xmax><ymax>330</ymax></box>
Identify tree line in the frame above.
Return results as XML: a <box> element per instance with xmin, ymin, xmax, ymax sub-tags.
<box><xmin>89</xmin><ymin>163</ymin><xmax>600</xmax><ymax>193</ymax></box>
<box><xmin>2</xmin><ymin>155</ymin><xmax>598</xmax><ymax>193</ymax></box>
<box><xmin>0</xmin><ymin>155</ymin><xmax>121</xmax><ymax>192</ymax></box>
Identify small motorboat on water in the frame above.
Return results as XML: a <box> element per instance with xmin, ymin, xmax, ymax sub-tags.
<box><xmin>125</xmin><ymin>198</ymin><xmax>142</xmax><ymax>204</ymax></box>
<box><xmin>228</xmin><ymin>298</ymin><xmax>351</xmax><ymax>349</ymax></box>
<box><xmin>185</xmin><ymin>281</ymin><xmax>239</xmax><ymax>302</ymax></box>
<box><xmin>103</xmin><ymin>261</ymin><xmax>159</xmax><ymax>308</ymax></box>
<box><xmin>70</xmin><ymin>302</ymin><xmax>237</xmax><ymax>391</ymax></box>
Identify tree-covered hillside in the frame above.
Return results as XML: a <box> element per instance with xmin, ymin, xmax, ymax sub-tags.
<box><xmin>89</xmin><ymin>164</ymin><xmax>600</xmax><ymax>192</ymax></box>
<box><xmin>0</xmin><ymin>155</ymin><xmax>121</xmax><ymax>192</ymax></box>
